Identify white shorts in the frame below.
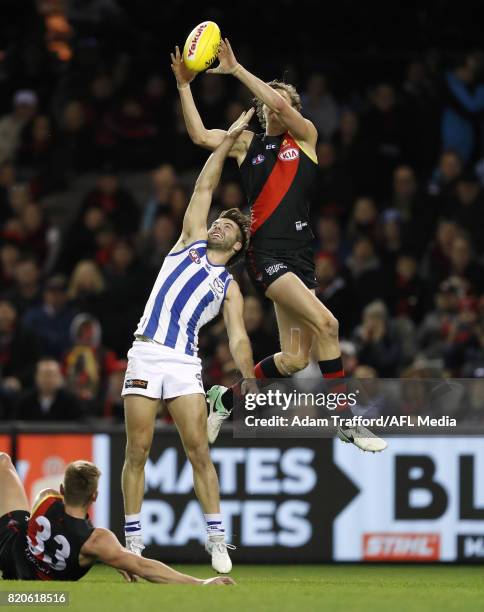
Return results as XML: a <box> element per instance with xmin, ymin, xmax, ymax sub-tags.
<box><xmin>121</xmin><ymin>339</ymin><xmax>204</xmax><ymax>400</ymax></box>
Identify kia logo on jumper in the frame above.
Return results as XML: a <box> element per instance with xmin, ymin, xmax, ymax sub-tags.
<box><xmin>278</xmin><ymin>147</ymin><xmax>299</xmax><ymax>161</ymax></box>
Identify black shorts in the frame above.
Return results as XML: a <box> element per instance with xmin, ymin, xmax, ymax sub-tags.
<box><xmin>0</xmin><ymin>510</ymin><xmax>29</xmax><ymax>579</ymax></box>
<box><xmin>246</xmin><ymin>245</ymin><xmax>318</xmax><ymax>296</ymax></box>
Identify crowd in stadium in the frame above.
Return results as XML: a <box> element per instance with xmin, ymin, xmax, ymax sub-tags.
<box><xmin>1</xmin><ymin>1</ymin><xmax>484</xmax><ymax>420</ymax></box>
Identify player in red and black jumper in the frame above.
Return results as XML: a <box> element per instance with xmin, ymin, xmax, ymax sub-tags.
<box><xmin>0</xmin><ymin>453</ymin><xmax>233</xmax><ymax>584</ymax></box>
<box><xmin>172</xmin><ymin>40</ymin><xmax>386</xmax><ymax>452</ymax></box>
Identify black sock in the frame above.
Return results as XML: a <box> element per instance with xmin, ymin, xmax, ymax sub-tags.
<box><xmin>255</xmin><ymin>355</ymin><xmax>284</xmax><ymax>379</ymax></box>
<box><xmin>318</xmin><ymin>356</ymin><xmax>353</xmax><ymax>420</ymax></box>
<box><xmin>219</xmin><ymin>355</ymin><xmax>284</xmax><ymax>410</ymax></box>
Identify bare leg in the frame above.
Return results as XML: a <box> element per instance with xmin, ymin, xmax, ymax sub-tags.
<box><xmin>266</xmin><ymin>273</ymin><xmax>341</xmax><ymax>362</ymax></box>
<box><xmin>273</xmin><ymin>300</ymin><xmax>314</xmax><ymax>375</ymax></box>
<box><xmin>167</xmin><ymin>393</ymin><xmax>220</xmax><ymax>513</ymax></box>
<box><xmin>122</xmin><ymin>394</ymin><xmax>159</xmax><ymax>515</ymax></box>
<box><xmin>0</xmin><ymin>453</ymin><xmax>29</xmax><ymax>516</ymax></box>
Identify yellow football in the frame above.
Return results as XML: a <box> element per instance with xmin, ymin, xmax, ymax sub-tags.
<box><xmin>183</xmin><ymin>21</ymin><xmax>221</xmax><ymax>73</ymax></box>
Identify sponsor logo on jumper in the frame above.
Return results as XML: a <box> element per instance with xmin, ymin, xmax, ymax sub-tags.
<box><xmin>187</xmin><ymin>23</ymin><xmax>208</xmax><ymax>58</ymax></box>
<box><xmin>362</xmin><ymin>533</ymin><xmax>440</xmax><ymax>561</ymax></box>
<box><xmin>210</xmin><ymin>277</ymin><xmax>225</xmax><ymax>297</ymax></box>
<box><xmin>252</xmin><ymin>154</ymin><xmax>265</xmax><ymax>165</ymax></box>
<box><xmin>265</xmin><ymin>263</ymin><xmax>288</xmax><ymax>276</ymax></box>
<box><xmin>278</xmin><ymin>146</ymin><xmax>299</xmax><ymax>161</ymax></box>
<box><xmin>295</xmin><ymin>221</ymin><xmax>308</xmax><ymax>231</ymax></box>
<box><xmin>266</xmin><ymin>144</ymin><xmax>277</xmax><ymax>150</ymax></box>
<box><xmin>189</xmin><ymin>249</ymin><xmax>201</xmax><ymax>264</ymax></box>
<box><xmin>125</xmin><ymin>379</ymin><xmax>148</xmax><ymax>390</ymax></box>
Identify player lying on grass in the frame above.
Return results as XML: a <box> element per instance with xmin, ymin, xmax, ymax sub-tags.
<box><xmin>121</xmin><ymin>109</ymin><xmax>256</xmax><ymax>573</ymax></box>
<box><xmin>172</xmin><ymin>41</ymin><xmax>387</xmax><ymax>454</ymax></box>
<box><xmin>0</xmin><ymin>454</ymin><xmax>234</xmax><ymax>585</ymax></box>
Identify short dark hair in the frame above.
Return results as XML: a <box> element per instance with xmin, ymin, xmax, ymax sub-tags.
<box><xmin>63</xmin><ymin>460</ymin><xmax>100</xmax><ymax>507</ymax></box>
<box><xmin>254</xmin><ymin>80</ymin><xmax>302</xmax><ymax>128</ymax></box>
<box><xmin>219</xmin><ymin>208</ymin><xmax>250</xmax><ymax>266</ymax></box>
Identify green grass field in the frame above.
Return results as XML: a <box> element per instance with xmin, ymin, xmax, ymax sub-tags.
<box><xmin>1</xmin><ymin>564</ymin><xmax>482</xmax><ymax>612</ymax></box>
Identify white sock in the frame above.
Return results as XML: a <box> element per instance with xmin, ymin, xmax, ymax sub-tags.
<box><xmin>124</xmin><ymin>513</ymin><xmax>142</xmax><ymax>537</ymax></box>
<box><xmin>205</xmin><ymin>513</ymin><xmax>225</xmax><ymax>537</ymax></box>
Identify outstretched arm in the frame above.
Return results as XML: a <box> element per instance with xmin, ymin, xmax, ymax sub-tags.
<box><xmin>171</xmin><ymin>46</ymin><xmax>253</xmax><ymax>161</ymax></box>
<box><xmin>209</xmin><ymin>39</ymin><xmax>317</xmax><ymax>146</ymax></box>
<box><xmin>81</xmin><ymin>528</ymin><xmax>234</xmax><ymax>585</ymax></box>
<box><xmin>223</xmin><ymin>282</ymin><xmax>255</xmax><ymax>379</ymax></box>
<box><xmin>172</xmin><ymin>108</ymin><xmax>254</xmax><ymax>250</ymax></box>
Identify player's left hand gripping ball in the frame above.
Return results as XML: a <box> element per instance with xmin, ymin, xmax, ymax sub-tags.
<box><xmin>183</xmin><ymin>21</ymin><xmax>221</xmax><ymax>73</ymax></box>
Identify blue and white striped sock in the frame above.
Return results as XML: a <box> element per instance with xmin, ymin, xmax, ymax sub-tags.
<box><xmin>124</xmin><ymin>513</ymin><xmax>142</xmax><ymax>537</ymax></box>
<box><xmin>205</xmin><ymin>513</ymin><xmax>225</xmax><ymax>537</ymax></box>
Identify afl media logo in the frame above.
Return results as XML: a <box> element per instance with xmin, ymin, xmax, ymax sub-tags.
<box><xmin>189</xmin><ymin>249</ymin><xmax>201</xmax><ymax>264</ymax></box>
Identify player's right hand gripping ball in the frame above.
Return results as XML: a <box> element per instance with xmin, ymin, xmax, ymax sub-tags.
<box><xmin>183</xmin><ymin>21</ymin><xmax>221</xmax><ymax>73</ymax></box>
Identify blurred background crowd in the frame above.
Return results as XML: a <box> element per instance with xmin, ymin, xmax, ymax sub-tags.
<box><xmin>1</xmin><ymin>0</ymin><xmax>484</xmax><ymax>421</ymax></box>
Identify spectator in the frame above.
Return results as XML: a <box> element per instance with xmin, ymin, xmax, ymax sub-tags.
<box><xmin>445</xmin><ymin>171</ymin><xmax>484</xmax><ymax>252</ymax></box>
<box><xmin>428</xmin><ymin>150</ymin><xmax>463</xmax><ymax>200</ymax></box>
<box><xmin>446</xmin><ymin>235</ymin><xmax>484</xmax><ymax>295</ymax></box>
<box><xmin>315</xmin><ymin>252</ymin><xmax>355</xmax><ymax>336</ymax></box>
<box><xmin>0</xmin><ymin>298</ymin><xmax>39</xmax><ymax>391</ymax></box>
<box><xmin>312</xmin><ymin>141</ymin><xmax>353</xmax><ymax>221</ymax></box>
<box><xmin>140</xmin><ymin>164</ymin><xmax>177</xmax><ymax>234</ymax></box>
<box><xmin>242</xmin><ymin>295</ymin><xmax>278</xmax><ymax>363</ymax></box>
<box><xmin>347</xmin><ymin>197</ymin><xmax>380</xmax><ymax>242</ymax></box>
<box><xmin>301</xmin><ymin>73</ymin><xmax>340</xmax><ymax>140</ymax></box>
<box><xmin>0</xmin><ymin>241</ymin><xmax>20</xmax><ymax>290</ymax></box>
<box><xmin>333</xmin><ymin>110</ymin><xmax>374</xmax><ymax>195</ymax></box>
<box><xmin>418</xmin><ymin>278</ymin><xmax>463</xmax><ymax>360</ymax></box>
<box><xmin>14</xmin><ymin>358</ymin><xmax>83</xmax><ymax>421</ymax></box>
<box><xmin>7</xmin><ymin>255</ymin><xmax>42</xmax><ymax>314</ymax></box>
<box><xmin>102</xmin><ymin>97</ymin><xmax>159</xmax><ymax>169</ymax></box>
<box><xmin>442</xmin><ymin>52</ymin><xmax>484</xmax><ymax>164</ymax></box>
<box><xmin>361</xmin><ymin>83</ymin><xmax>409</xmax><ymax>198</ymax></box>
<box><xmin>353</xmin><ymin>300</ymin><xmax>402</xmax><ymax>376</ymax></box>
<box><xmin>346</xmin><ymin>236</ymin><xmax>384</xmax><ymax>310</ymax></box>
<box><xmin>61</xmin><ymin>206</ymin><xmax>108</xmax><ymax>273</ymax></box>
<box><xmin>63</xmin><ymin>313</ymin><xmax>121</xmax><ymax>416</ymax></box>
<box><xmin>67</xmin><ymin>259</ymin><xmax>106</xmax><ymax>318</ymax></box>
<box><xmin>101</xmin><ymin>239</ymin><xmax>146</xmax><ymax>355</ymax></box>
<box><xmin>391</xmin><ymin>254</ymin><xmax>425</xmax><ymax>324</ymax></box>
<box><xmin>57</xmin><ymin>100</ymin><xmax>94</xmax><ymax>175</ymax></box>
<box><xmin>0</xmin><ymin>90</ymin><xmax>38</xmax><ymax>165</ymax></box>
<box><xmin>79</xmin><ymin>166</ymin><xmax>139</xmax><ymax>236</ymax></box>
<box><xmin>23</xmin><ymin>275</ymin><xmax>76</xmax><ymax>359</ymax></box>
<box><xmin>315</xmin><ymin>216</ymin><xmax>348</xmax><ymax>264</ymax></box>
<box><xmin>138</xmin><ymin>213</ymin><xmax>178</xmax><ymax>269</ymax></box>
<box><xmin>0</xmin><ymin>161</ymin><xmax>16</xmax><ymax>225</ymax></box>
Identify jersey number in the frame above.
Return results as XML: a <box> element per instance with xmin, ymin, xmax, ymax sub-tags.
<box><xmin>27</xmin><ymin>516</ymin><xmax>71</xmax><ymax>571</ymax></box>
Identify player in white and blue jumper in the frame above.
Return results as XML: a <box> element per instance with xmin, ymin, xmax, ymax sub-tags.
<box><xmin>121</xmin><ymin>110</ymin><xmax>256</xmax><ymax>574</ymax></box>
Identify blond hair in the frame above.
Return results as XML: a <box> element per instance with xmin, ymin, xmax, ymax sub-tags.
<box><xmin>254</xmin><ymin>80</ymin><xmax>302</xmax><ymax>128</ymax></box>
<box><xmin>68</xmin><ymin>260</ymin><xmax>105</xmax><ymax>299</ymax></box>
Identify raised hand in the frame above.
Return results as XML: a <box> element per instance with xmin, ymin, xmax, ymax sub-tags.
<box><xmin>202</xmin><ymin>576</ymin><xmax>236</xmax><ymax>585</ymax></box>
<box><xmin>207</xmin><ymin>38</ymin><xmax>239</xmax><ymax>75</ymax></box>
<box><xmin>170</xmin><ymin>45</ymin><xmax>197</xmax><ymax>87</ymax></box>
<box><xmin>227</xmin><ymin>107</ymin><xmax>255</xmax><ymax>138</ymax></box>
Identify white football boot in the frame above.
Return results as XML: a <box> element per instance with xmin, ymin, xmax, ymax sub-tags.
<box><xmin>205</xmin><ymin>534</ymin><xmax>235</xmax><ymax>574</ymax></box>
<box><xmin>207</xmin><ymin>385</ymin><xmax>231</xmax><ymax>444</ymax></box>
<box><xmin>337</xmin><ymin>424</ymin><xmax>388</xmax><ymax>453</ymax></box>
<box><xmin>125</xmin><ymin>534</ymin><xmax>145</xmax><ymax>555</ymax></box>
